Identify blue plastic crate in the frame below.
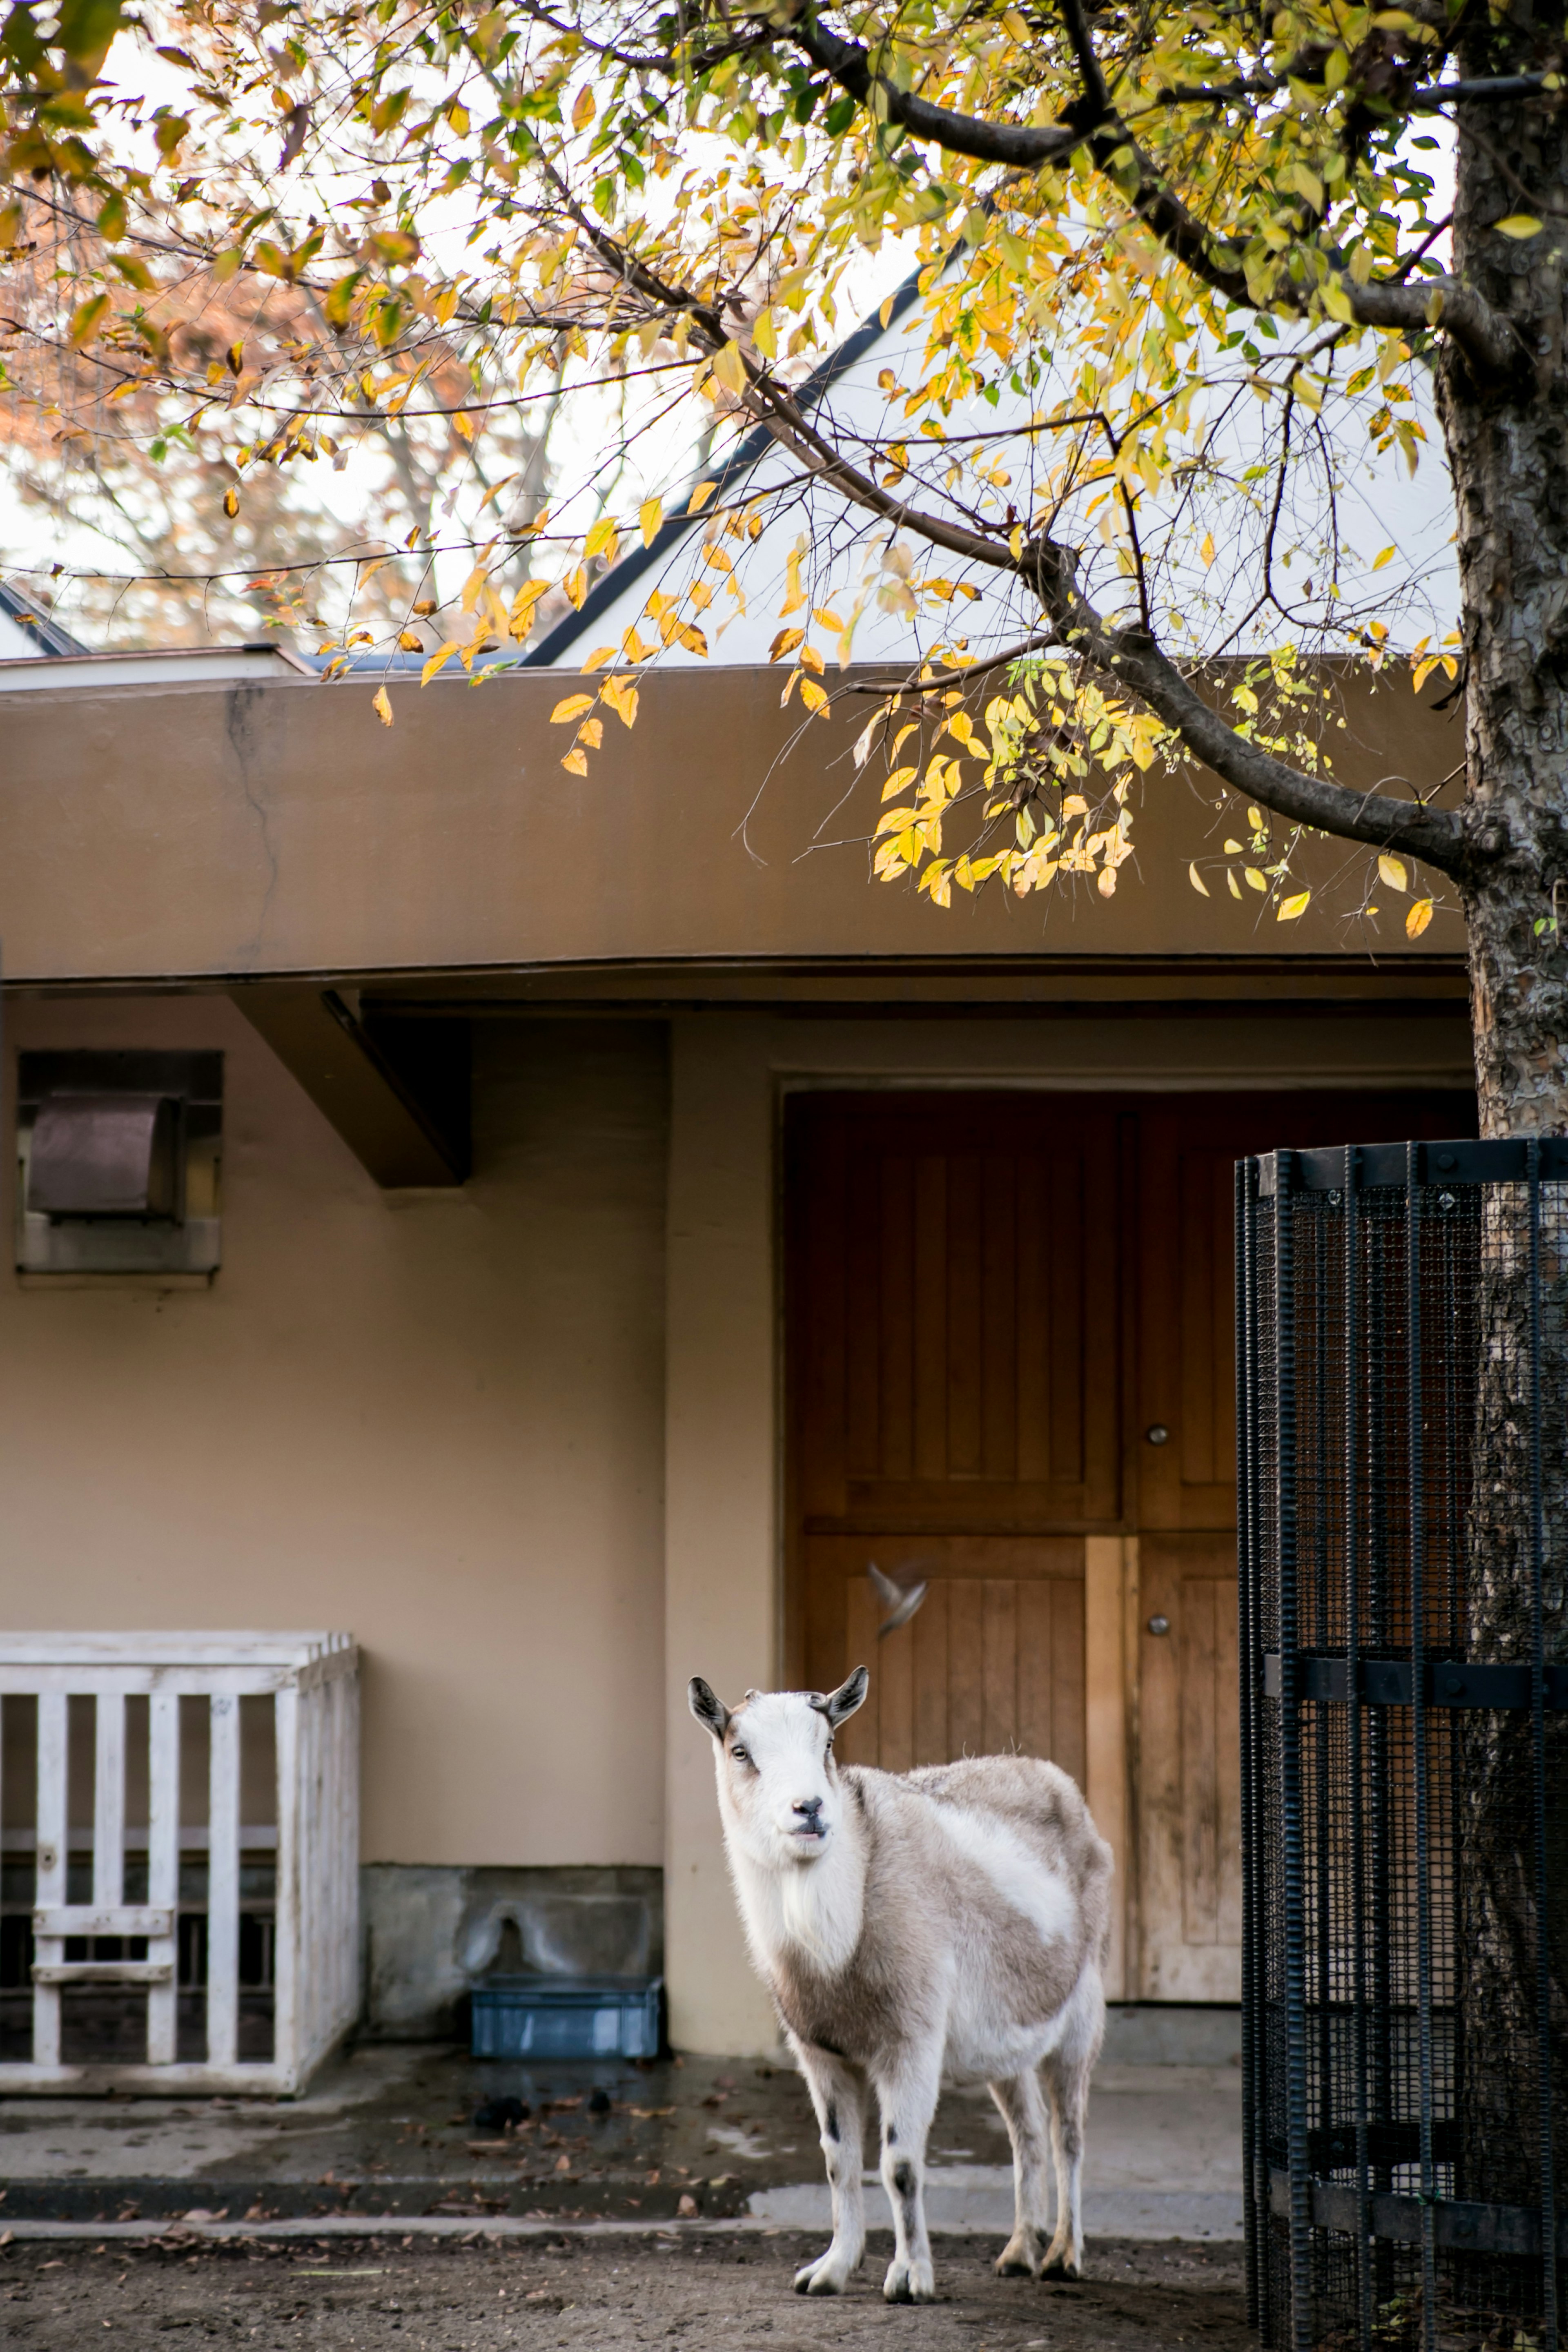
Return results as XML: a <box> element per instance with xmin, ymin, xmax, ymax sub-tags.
<box><xmin>470</xmin><ymin>1974</ymin><xmax>663</xmax><ymax>2061</ymax></box>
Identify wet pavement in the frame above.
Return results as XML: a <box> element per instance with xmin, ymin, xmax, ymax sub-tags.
<box><xmin>0</xmin><ymin>2013</ymin><xmax>1244</xmax><ymax>2243</ymax></box>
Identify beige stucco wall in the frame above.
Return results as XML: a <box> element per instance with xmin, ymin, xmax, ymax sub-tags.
<box><xmin>0</xmin><ymin>988</ymin><xmax>1479</xmax><ymax>2050</ymax></box>
<box><xmin>661</xmin><ymin>1008</ymin><xmax>1477</xmax><ymax>2052</ymax></box>
<box><xmin>0</xmin><ymin>995</ymin><xmax>669</xmax><ymax>1870</ymax></box>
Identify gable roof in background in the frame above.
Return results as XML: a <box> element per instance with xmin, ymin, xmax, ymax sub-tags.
<box><xmin>520</xmin><ymin>261</ymin><xmax>928</xmax><ymax>668</ymax></box>
<box><xmin>0</xmin><ymin>582</ymin><xmax>89</xmax><ymax>659</ymax></box>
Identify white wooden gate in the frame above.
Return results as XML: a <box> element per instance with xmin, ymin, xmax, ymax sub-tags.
<box><xmin>0</xmin><ymin>1632</ymin><xmax>358</xmax><ymax>2094</ymax></box>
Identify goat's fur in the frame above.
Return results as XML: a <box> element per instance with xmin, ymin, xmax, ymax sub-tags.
<box><xmin>688</xmin><ymin>1668</ymin><xmax>1114</xmax><ymax>2303</ymax></box>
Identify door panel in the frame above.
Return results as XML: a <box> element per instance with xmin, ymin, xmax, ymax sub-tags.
<box><xmin>788</xmin><ymin>1095</ymin><xmax>1124</xmax><ymax>1538</ymax></box>
<box><xmin>1137</xmin><ymin>1535</ymin><xmax>1243</xmax><ymax>1999</ymax></box>
<box><xmin>806</xmin><ymin>1534</ymin><xmax>1086</xmax><ymax>1780</ymax></box>
<box><xmin>1130</xmin><ymin>1089</ymin><xmax>1477</xmax><ymax>1998</ymax></box>
<box><xmin>787</xmin><ymin>1093</ymin><xmax>1117</xmax><ymax>1785</ymax></box>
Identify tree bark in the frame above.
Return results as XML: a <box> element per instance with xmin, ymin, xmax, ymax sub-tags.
<box><xmin>1437</xmin><ymin>27</ymin><xmax>1568</xmax><ymax>2270</ymax></box>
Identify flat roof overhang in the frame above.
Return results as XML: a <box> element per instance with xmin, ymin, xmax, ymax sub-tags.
<box><xmin>0</xmin><ymin>660</ymin><xmax>1470</xmax><ymax>1183</ymax></box>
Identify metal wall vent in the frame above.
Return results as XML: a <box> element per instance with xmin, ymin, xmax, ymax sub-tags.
<box><xmin>16</xmin><ymin>1051</ymin><xmax>222</xmax><ymax>1277</ymax></box>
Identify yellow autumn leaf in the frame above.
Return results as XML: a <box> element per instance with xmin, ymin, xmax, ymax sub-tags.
<box><xmin>422</xmin><ymin>644</ymin><xmax>459</xmax><ymax>685</ymax></box>
<box><xmin>576</xmin><ymin>717</ymin><xmax>604</xmax><ymax>749</ymax></box>
<box><xmin>1189</xmin><ymin>861</ymin><xmax>1210</xmax><ymax>896</ymax></box>
<box><xmin>550</xmin><ymin>693</ymin><xmax>595</xmax><ymax>724</ymax></box>
<box><xmin>1245</xmin><ymin>867</ymin><xmax>1267</xmax><ymax>892</ymax></box>
<box><xmin>69</xmin><ymin>293</ymin><xmax>109</xmax><ymax>346</ymax></box>
<box><xmin>1278</xmin><ymin>890</ymin><xmax>1311</xmax><ymax>920</ymax></box>
<box><xmin>1200</xmin><ymin>534</ymin><xmax>1216</xmax><ymax>568</ymax></box>
<box><xmin>571</xmin><ymin>84</ymin><xmax>595</xmax><ymax>132</ymax></box>
<box><xmin>1223</xmin><ymin>838</ymin><xmax>1244</xmax><ymax>854</ymax></box>
<box><xmin>373</xmin><ymin>684</ymin><xmax>394</xmax><ymax>727</ymax></box>
<box><xmin>639</xmin><ymin>498</ymin><xmax>662</xmax><ymax>548</ymax></box>
<box><xmin>1494</xmin><ymin>214</ymin><xmax>1544</xmax><ymax>239</ymax></box>
<box><xmin>1227</xmin><ymin>869</ymin><xmax>1243</xmax><ymax>899</ymax></box>
<box><xmin>602</xmin><ymin>674</ymin><xmax>639</xmax><ymax>728</ymax></box>
<box><xmin>1407</xmin><ymin>897</ymin><xmax>1435</xmax><ymax>938</ymax></box>
<box><xmin>398</xmin><ymin>631</ymin><xmax>421</xmax><ymax>653</ymax></box>
<box><xmin>687</xmin><ymin>479</ymin><xmax>717</xmax><ymax>515</ymax></box>
<box><xmin>580</xmin><ymin>645</ymin><xmax>618</xmax><ymax>672</ymax></box>
<box><xmin>510</xmin><ymin>580</ymin><xmax>549</xmax><ymax>631</ymax></box>
<box><xmin>1247</xmin><ymin>806</ymin><xmax>1265</xmax><ymax>830</ymax></box>
<box><xmin>561</xmin><ymin>747</ymin><xmax>590</xmax><ymax>776</ymax></box>
<box><xmin>800</xmin><ymin>678</ymin><xmax>829</xmax><ymax>715</ymax></box>
<box><xmin>711</xmin><ymin>340</ymin><xmax>749</xmax><ymax>397</ymax></box>
<box><xmin>1378</xmin><ymin>854</ymin><xmax>1409</xmax><ymax>892</ymax></box>
<box><xmin>769</xmin><ymin>626</ymin><xmax>804</xmax><ymax>663</ymax></box>
<box><xmin>1372</xmin><ymin>545</ymin><xmax>1395</xmax><ymax>571</ymax></box>
<box><xmin>562</xmin><ymin>566</ymin><xmax>588</xmax><ymax>609</ymax></box>
<box><xmin>585</xmin><ymin>515</ymin><xmax>620</xmax><ymax>562</ymax></box>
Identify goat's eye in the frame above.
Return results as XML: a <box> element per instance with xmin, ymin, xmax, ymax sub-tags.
<box><xmin>730</xmin><ymin>1745</ymin><xmax>750</xmax><ymax>1765</ymax></box>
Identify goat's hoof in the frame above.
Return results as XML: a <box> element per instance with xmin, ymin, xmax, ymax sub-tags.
<box><xmin>995</xmin><ymin>2235</ymin><xmax>1042</xmax><ymax>2278</ymax></box>
<box><xmin>793</xmin><ymin>2256</ymin><xmax>849</xmax><ymax>2296</ymax></box>
<box><xmin>883</xmin><ymin>2259</ymin><xmax>936</xmax><ymax>2304</ymax></box>
<box><xmin>1041</xmin><ymin>2246</ymin><xmax>1082</xmax><ymax>2282</ymax></box>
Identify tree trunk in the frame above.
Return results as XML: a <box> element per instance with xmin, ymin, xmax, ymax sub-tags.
<box><xmin>1439</xmin><ymin>31</ymin><xmax>1568</xmax><ymax>2278</ymax></box>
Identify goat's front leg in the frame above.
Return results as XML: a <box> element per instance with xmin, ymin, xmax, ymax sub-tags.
<box><xmin>989</xmin><ymin>2069</ymin><xmax>1053</xmax><ymax>2277</ymax></box>
<box><xmin>789</xmin><ymin>2039</ymin><xmax>868</xmax><ymax>2295</ymax></box>
<box><xmin>872</xmin><ymin>2052</ymin><xmax>942</xmax><ymax>2303</ymax></box>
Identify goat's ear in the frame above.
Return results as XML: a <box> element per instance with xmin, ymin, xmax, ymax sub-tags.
<box><xmin>813</xmin><ymin>1665</ymin><xmax>869</xmax><ymax>1728</ymax></box>
<box><xmin>688</xmin><ymin>1677</ymin><xmax>731</xmax><ymax>1741</ymax></box>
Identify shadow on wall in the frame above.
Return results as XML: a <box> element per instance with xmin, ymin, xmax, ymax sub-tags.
<box><xmin>360</xmin><ymin>1865</ymin><xmax>663</xmax><ymax>2040</ymax></box>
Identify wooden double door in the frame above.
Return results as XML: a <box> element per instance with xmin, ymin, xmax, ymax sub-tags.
<box><xmin>784</xmin><ymin>1086</ymin><xmax>1474</xmax><ymax>2001</ymax></box>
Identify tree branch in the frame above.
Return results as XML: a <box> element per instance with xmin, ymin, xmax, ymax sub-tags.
<box><xmin>555</xmin><ymin>199</ymin><xmax>1470</xmax><ymax>878</ymax></box>
<box><xmin>1020</xmin><ymin>536</ymin><xmax>1469</xmax><ymax>874</ymax></box>
<box><xmin>774</xmin><ymin>7</ymin><xmax>1522</xmax><ymax>378</ymax></box>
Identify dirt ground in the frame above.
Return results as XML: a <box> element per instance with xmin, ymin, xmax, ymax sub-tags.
<box><xmin>0</xmin><ymin>2232</ymin><xmax>1250</xmax><ymax>2350</ymax></box>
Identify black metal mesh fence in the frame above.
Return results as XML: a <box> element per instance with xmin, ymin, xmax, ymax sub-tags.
<box><xmin>1239</xmin><ymin>1140</ymin><xmax>1568</xmax><ymax>2352</ymax></box>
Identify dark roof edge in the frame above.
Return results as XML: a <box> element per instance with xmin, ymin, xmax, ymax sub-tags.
<box><xmin>520</xmin><ymin>259</ymin><xmax>929</xmax><ymax>667</ymax></box>
<box><xmin>0</xmin><ymin>581</ymin><xmax>90</xmax><ymax>658</ymax></box>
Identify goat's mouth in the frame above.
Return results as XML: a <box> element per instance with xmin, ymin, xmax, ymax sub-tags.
<box><xmin>788</xmin><ymin>1820</ymin><xmax>829</xmax><ymax>1845</ymax></box>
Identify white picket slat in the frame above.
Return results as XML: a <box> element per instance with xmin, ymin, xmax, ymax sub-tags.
<box><xmin>94</xmin><ymin>1692</ymin><xmax>126</xmax><ymax>1911</ymax></box>
<box><xmin>271</xmin><ymin>1683</ymin><xmax>299</xmax><ymax>2083</ymax></box>
<box><xmin>31</xmin><ymin>1692</ymin><xmax>67</xmax><ymax>2070</ymax></box>
<box><xmin>145</xmin><ymin>1689</ymin><xmax>181</xmax><ymax>2067</ymax></box>
<box><xmin>205</xmin><ymin>1693</ymin><xmax>241</xmax><ymax>2070</ymax></box>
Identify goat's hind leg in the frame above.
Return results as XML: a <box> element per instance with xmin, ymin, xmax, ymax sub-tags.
<box><xmin>1040</xmin><ymin>1966</ymin><xmax>1104</xmax><ymax>2280</ymax></box>
<box><xmin>789</xmin><ymin>2040</ymin><xmax>868</xmax><ymax>2295</ymax></box>
<box><xmin>989</xmin><ymin>2070</ymin><xmax>1052</xmax><ymax>2278</ymax></box>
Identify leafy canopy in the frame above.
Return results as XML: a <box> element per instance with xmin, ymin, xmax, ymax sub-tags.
<box><xmin>2</xmin><ymin>0</ymin><xmax>1539</xmax><ymax>919</ymax></box>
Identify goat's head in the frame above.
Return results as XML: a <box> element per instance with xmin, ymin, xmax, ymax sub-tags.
<box><xmin>688</xmin><ymin>1670</ymin><xmax>869</xmax><ymax>1869</ymax></box>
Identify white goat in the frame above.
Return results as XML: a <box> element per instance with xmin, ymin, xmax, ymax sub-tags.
<box><xmin>688</xmin><ymin>1666</ymin><xmax>1113</xmax><ymax>2304</ymax></box>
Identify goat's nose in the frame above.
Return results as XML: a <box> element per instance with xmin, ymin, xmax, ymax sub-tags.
<box><xmin>793</xmin><ymin>1796</ymin><xmax>824</xmax><ymax>1824</ymax></box>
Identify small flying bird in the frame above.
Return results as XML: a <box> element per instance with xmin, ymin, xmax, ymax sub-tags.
<box><xmin>867</xmin><ymin>1562</ymin><xmax>929</xmax><ymax>1637</ymax></box>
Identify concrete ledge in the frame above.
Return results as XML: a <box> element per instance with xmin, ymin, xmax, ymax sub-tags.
<box><xmin>748</xmin><ymin>2175</ymin><xmax>1243</xmax><ymax>2241</ymax></box>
